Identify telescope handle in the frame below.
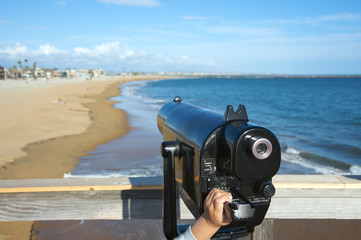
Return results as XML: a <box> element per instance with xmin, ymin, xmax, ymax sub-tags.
<box><xmin>162</xmin><ymin>141</ymin><xmax>181</xmax><ymax>240</ymax></box>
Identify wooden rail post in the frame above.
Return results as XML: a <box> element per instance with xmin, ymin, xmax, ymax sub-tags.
<box><xmin>253</xmin><ymin>219</ymin><xmax>274</xmax><ymax>240</ymax></box>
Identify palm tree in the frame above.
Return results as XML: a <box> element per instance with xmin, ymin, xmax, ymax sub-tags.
<box><xmin>12</xmin><ymin>65</ymin><xmax>17</xmax><ymax>79</ymax></box>
<box><xmin>18</xmin><ymin>60</ymin><xmax>25</xmax><ymax>78</ymax></box>
<box><xmin>23</xmin><ymin>59</ymin><xmax>30</xmax><ymax>77</ymax></box>
<box><xmin>32</xmin><ymin>62</ymin><xmax>37</xmax><ymax>80</ymax></box>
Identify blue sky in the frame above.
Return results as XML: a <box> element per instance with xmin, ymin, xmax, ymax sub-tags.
<box><xmin>0</xmin><ymin>0</ymin><xmax>360</xmax><ymax>74</ymax></box>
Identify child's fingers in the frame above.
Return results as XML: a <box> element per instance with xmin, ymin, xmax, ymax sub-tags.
<box><xmin>223</xmin><ymin>203</ymin><xmax>233</xmax><ymax>224</ymax></box>
<box><xmin>213</xmin><ymin>194</ymin><xmax>232</xmax><ymax>212</ymax></box>
<box><xmin>205</xmin><ymin>189</ymin><xmax>233</xmax><ymax>212</ymax></box>
<box><xmin>204</xmin><ymin>189</ymin><xmax>217</xmax><ymax>208</ymax></box>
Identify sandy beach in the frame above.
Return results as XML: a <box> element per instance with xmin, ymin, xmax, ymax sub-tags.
<box><xmin>0</xmin><ymin>76</ymin><xmax>167</xmax><ymax>240</ymax></box>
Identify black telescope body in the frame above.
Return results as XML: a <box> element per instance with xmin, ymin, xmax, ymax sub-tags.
<box><xmin>158</xmin><ymin>97</ymin><xmax>281</xmax><ymax>239</ymax></box>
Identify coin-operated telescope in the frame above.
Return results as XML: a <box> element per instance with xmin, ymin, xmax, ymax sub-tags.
<box><xmin>158</xmin><ymin>97</ymin><xmax>281</xmax><ymax>239</ymax></box>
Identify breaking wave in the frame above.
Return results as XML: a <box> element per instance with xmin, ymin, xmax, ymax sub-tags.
<box><xmin>282</xmin><ymin>146</ymin><xmax>361</xmax><ymax>175</ymax></box>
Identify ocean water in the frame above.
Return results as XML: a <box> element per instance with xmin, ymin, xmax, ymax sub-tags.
<box><xmin>134</xmin><ymin>77</ymin><xmax>361</xmax><ymax>175</ymax></box>
<box><xmin>66</xmin><ymin>77</ymin><xmax>361</xmax><ymax>178</ymax></box>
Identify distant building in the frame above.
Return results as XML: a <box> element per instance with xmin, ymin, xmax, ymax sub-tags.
<box><xmin>42</xmin><ymin>69</ymin><xmax>55</xmax><ymax>79</ymax></box>
<box><xmin>5</xmin><ymin>68</ymin><xmax>21</xmax><ymax>79</ymax></box>
<box><xmin>34</xmin><ymin>68</ymin><xmax>45</xmax><ymax>78</ymax></box>
<box><xmin>52</xmin><ymin>70</ymin><xmax>65</xmax><ymax>78</ymax></box>
<box><xmin>89</xmin><ymin>69</ymin><xmax>104</xmax><ymax>78</ymax></box>
<box><xmin>0</xmin><ymin>66</ymin><xmax>106</xmax><ymax>80</ymax></box>
<box><xmin>0</xmin><ymin>67</ymin><xmax>6</xmax><ymax>80</ymax></box>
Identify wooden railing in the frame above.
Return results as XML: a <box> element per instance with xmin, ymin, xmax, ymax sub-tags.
<box><xmin>1</xmin><ymin>175</ymin><xmax>360</xmax><ymax>239</ymax></box>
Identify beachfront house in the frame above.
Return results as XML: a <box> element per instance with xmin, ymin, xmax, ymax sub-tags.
<box><xmin>91</xmin><ymin>69</ymin><xmax>105</xmax><ymax>78</ymax></box>
<box><xmin>5</xmin><ymin>68</ymin><xmax>22</xmax><ymax>79</ymax></box>
<box><xmin>0</xmin><ymin>67</ymin><xmax>106</xmax><ymax>80</ymax></box>
<box><xmin>0</xmin><ymin>67</ymin><xmax>6</xmax><ymax>80</ymax></box>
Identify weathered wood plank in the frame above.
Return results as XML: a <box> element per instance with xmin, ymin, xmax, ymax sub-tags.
<box><xmin>336</xmin><ymin>175</ymin><xmax>361</xmax><ymax>188</ymax></box>
<box><xmin>266</xmin><ymin>197</ymin><xmax>361</xmax><ymax>219</ymax></box>
<box><xmin>0</xmin><ymin>177</ymin><xmax>163</xmax><ymax>193</ymax></box>
<box><xmin>0</xmin><ymin>190</ymin><xmax>161</xmax><ymax>221</ymax></box>
<box><xmin>0</xmin><ymin>189</ymin><xmax>194</xmax><ymax>222</ymax></box>
<box><xmin>1</xmin><ymin>175</ymin><xmax>360</xmax><ymax>193</ymax></box>
<box><xmin>273</xmin><ymin>175</ymin><xmax>345</xmax><ymax>189</ymax></box>
<box><xmin>0</xmin><ymin>175</ymin><xmax>361</xmax><ymax>222</ymax></box>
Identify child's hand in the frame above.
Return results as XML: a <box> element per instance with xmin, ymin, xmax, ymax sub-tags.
<box><xmin>191</xmin><ymin>189</ymin><xmax>233</xmax><ymax>240</ymax></box>
<box><xmin>203</xmin><ymin>188</ymin><xmax>233</xmax><ymax>228</ymax></box>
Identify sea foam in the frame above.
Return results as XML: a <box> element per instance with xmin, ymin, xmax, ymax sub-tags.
<box><xmin>64</xmin><ymin>164</ymin><xmax>163</xmax><ymax>178</ymax></box>
<box><xmin>282</xmin><ymin>146</ymin><xmax>349</xmax><ymax>175</ymax></box>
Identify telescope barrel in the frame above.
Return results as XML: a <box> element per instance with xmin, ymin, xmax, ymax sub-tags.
<box><xmin>158</xmin><ymin>96</ymin><xmax>281</xmax><ymax>239</ymax></box>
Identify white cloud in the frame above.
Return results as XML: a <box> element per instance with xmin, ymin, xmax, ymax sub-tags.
<box><xmin>207</xmin><ymin>26</ymin><xmax>280</xmax><ymax>36</ymax></box>
<box><xmin>262</xmin><ymin>12</ymin><xmax>361</xmax><ymax>25</ymax></box>
<box><xmin>314</xmin><ymin>13</ymin><xmax>361</xmax><ymax>22</ymax></box>
<box><xmin>73</xmin><ymin>41</ymin><xmax>127</xmax><ymax>57</ymax></box>
<box><xmin>0</xmin><ymin>42</ymin><xmax>28</xmax><ymax>56</ymax></box>
<box><xmin>0</xmin><ymin>42</ymin><xmax>213</xmax><ymax>71</ymax></box>
<box><xmin>74</xmin><ymin>47</ymin><xmax>91</xmax><ymax>55</ymax></box>
<box><xmin>0</xmin><ymin>43</ymin><xmax>69</xmax><ymax>61</ymax></box>
<box><xmin>95</xmin><ymin>0</ymin><xmax>160</xmax><ymax>7</ymax></box>
<box><xmin>38</xmin><ymin>44</ymin><xmax>66</xmax><ymax>55</ymax></box>
<box><xmin>94</xmin><ymin>41</ymin><xmax>121</xmax><ymax>55</ymax></box>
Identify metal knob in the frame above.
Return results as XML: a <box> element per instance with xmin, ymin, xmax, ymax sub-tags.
<box><xmin>259</xmin><ymin>181</ymin><xmax>276</xmax><ymax>198</ymax></box>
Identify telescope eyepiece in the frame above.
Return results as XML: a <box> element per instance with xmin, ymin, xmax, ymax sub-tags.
<box><xmin>250</xmin><ymin>137</ymin><xmax>273</xmax><ymax>160</ymax></box>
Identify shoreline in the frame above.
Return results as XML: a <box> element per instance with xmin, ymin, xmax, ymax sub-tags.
<box><xmin>0</xmin><ymin>76</ymin><xmax>170</xmax><ymax>240</ymax></box>
<box><xmin>0</xmin><ymin>76</ymin><xmax>172</xmax><ymax>178</ymax></box>
<box><xmin>0</xmin><ymin>80</ymin><xmax>129</xmax><ymax>179</ymax></box>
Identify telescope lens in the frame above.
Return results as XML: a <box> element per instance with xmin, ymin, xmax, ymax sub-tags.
<box><xmin>257</xmin><ymin>143</ymin><xmax>267</xmax><ymax>155</ymax></box>
<box><xmin>250</xmin><ymin>137</ymin><xmax>272</xmax><ymax>160</ymax></box>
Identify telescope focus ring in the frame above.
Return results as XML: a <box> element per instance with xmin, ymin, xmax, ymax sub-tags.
<box><xmin>250</xmin><ymin>137</ymin><xmax>273</xmax><ymax>160</ymax></box>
